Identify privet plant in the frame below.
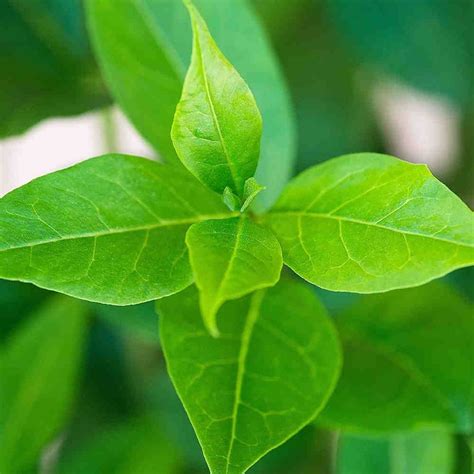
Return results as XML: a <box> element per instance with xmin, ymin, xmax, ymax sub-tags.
<box><xmin>1</xmin><ymin>2</ymin><xmax>473</xmax><ymax>473</ymax></box>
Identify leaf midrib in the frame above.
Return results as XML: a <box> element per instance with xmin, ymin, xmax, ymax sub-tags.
<box><xmin>269</xmin><ymin>210</ymin><xmax>473</xmax><ymax>248</ymax></box>
<box><xmin>0</xmin><ymin>212</ymin><xmax>235</xmax><ymax>252</ymax></box>
<box><xmin>193</xmin><ymin>15</ymin><xmax>241</xmax><ymax>195</ymax></box>
<box><xmin>224</xmin><ymin>290</ymin><xmax>264</xmax><ymax>473</ymax></box>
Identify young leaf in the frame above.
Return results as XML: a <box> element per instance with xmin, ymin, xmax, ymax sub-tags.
<box><xmin>0</xmin><ymin>154</ymin><xmax>232</xmax><ymax>304</ymax></box>
<box><xmin>0</xmin><ymin>296</ymin><xmax>88</xmax><ymax>473</ymax></box>
<box><xmin>319</xmin><ymin>281</ymin><xmax>474</xmax><ymax>433</ymax></box>
<box><xmin>159</xmin><ymin>279</ymin><xmax>341</xmax><ymax>474</ymax></box>
<box><xmin>337</xmin><ymin>431</ymin><xmax>454</xmax><ymax>474</ymax></box>
<box><xmin>241</xmin><ymin>177</ymin><xmax>265</xmax><ymax>212</ymax></box>
<box><xmin>222</xmin><ymin>187</ymin><xmax>242</xmax><ymax>212</ymax></box>
<box><xmin>185</xmin><ymin>216</ymin><xmax>282</xmax><ymax>335</ymax></box>
<box><xmin>265</xmin><ymin>153</ymin><xmax>474</xmax><ymax>293</ymax></box>
<box><xmin>86</xmin><ymin>0</ymin><xmax>296</xmax><ymax>208</ymax></box>
<box><xmin>171</xmin><ymin>1</ymin><xmax>262</xmax><ymax>197</ymax></box>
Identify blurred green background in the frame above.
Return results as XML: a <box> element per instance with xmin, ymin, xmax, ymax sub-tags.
<box><xmin>1</xmin><ymin>0</ymin><xmax>473</xmax><ymax>472</ymax></box>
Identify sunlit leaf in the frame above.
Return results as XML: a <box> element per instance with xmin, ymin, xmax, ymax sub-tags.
<box><xmin>0</xmin><ymin>154</ymin><xmax>231</xmax><ymax>304</ymax></box>
<box><xmin>159</xmin><ymin>279</ymin><xmax>341</xmax><ymax>473</ymax></box>
<box><xmin>265</xmin><ymin>153</ymin><xmax>474</xmax><ymax>293</ymax></box>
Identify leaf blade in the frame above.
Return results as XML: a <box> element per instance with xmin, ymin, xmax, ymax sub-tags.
<box><xmin>159</xmin><ymin>279</ymin><xmax>341</xmax><ymax>473</ymax></box>
<box><xmin>185</xmin><ymin>216</ymin><xmax>282</xmax><ymax>335</ymax></box>
<box><xmin>265</xmin><ymin>153</ymin><xmax>474</xmax><ymax>293</ymax></box>
<box><xmin>0</xmin><ymin>154</ymin><xmax>232</xmax><ymax>304</ymax></box>
<box><xmin>172</xmin><ymin>2</ymin><xmax>262</xmax><ymax>197</ymax></box>
<box><xmin>319</xmin><ymin>281</ymin><xmax>474</xmax><ymax>433</ymax></box>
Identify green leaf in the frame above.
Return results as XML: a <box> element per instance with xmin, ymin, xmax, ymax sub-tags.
<box><xmin>337</xmin><ymin>431</ymin><xmax>454</xmax><ymax>474</ymax></box>
<box><xmin>185</xmin><ymin>216</ymin><xmax>282</xmax><ymax>335</ymax></box>
<box><xmin>0</xmin><ymin>296</ymin><xmax>88</xmax><ymax>473</ymax></box>
<box><xmin>159</xmin><ymin>279</ymin><xmax>341</xmax><ymax>473</ymax></box>
<box><xmin>319</xmin><ymin>281</ymin><xmax>474</xmax><ymax>433</ymax></box>
<box><xmin>57</xmin><ymin>417</ymin><xmax>180</xmax><ymax>474</ymax></box>
<box><xmin>0</xmin><ymin>0</ymin><xmax>109</xmax><ymax>138</ymax></box>
<box><xmin>241</xmin><ymin>177</ymin><xmax>265</xmax><ymax>212</ymax></box>
<box><xmin>0</xmin><ymin>154</ymin><xmax>232</xmax><ymax>304</ymax></box>
<box><xmin>265</xmin><ymin>153</ymin><xmax>474</xmax><ymax>293</ymax></box>
<box><xmin>171</xmin><ymin>1</ymin><xmax>262</xmax><ymax>197</ymax></box>
<box><xmin>222</xmin><ymin>187</ymin><xmax>242</xmax><ymax>212</ymax></box>
<box><xmin>86</xmin><ymin>0</ymin><xmax>295</xmax><ymax>207</ymax></box>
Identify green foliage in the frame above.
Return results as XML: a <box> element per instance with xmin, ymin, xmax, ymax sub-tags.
<box><xmin>1</xmin><ymin>1</ymin><xmax>473</xmax><ymax>472</ymax></box>
<box><xmin>57</xmin><ymin>417</ymin><xmax>180</xmax><ymax>474</ymax></box>
<box><xmin>320</xmin><ymin>282</ymin><xmax>474</xmax><ymax>433</ymax></box>
<box><xmin>0</xmin><ymin>0</ymin><xmax>109</xmax><ymax>138</ymax></box>
<box><xmin>265</xmin><ymin>153</ymin><xmax>473</xmax><ymax>293</ymax></box>
<box><xmin>337</xmin><ymin>431</ymin><xmax>454</xmax><ymax>474</ymax></box>
<box><xmin>0</xmin><ymin>296</ymin><xmax>88</xmax><ymax>473</ymax></box>
<box><xmin>172</xmin><ymin>1</ymin><xmax>262</xmax><ymax>197</ymax></box>
<box><xmin>186</xmin><ymin>216</ymin><xmax>282</xmax><ymax>335</ymax></box>
<box><xmin>86</xmin><ymin>0</ymin><xmax>296</xmax><ymax>208</ymax></box>
<box><xmin>159</xmin><ymin>280</ymin><xmax>341</xmax><ymax>473</ymax></box>
<box><xmin>0</xmin><ymin>154</ymin><xmax>231</xmax><ymax>304</ymax></box>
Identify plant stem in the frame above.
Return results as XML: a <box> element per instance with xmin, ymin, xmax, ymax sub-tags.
<box><xmin>101</xmin><ymin>107</ymin><xmax>118</xmax><ymax>153</ymax></box>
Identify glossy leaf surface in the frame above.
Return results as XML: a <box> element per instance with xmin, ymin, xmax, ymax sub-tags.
<box><xmin>0</xmin><ymin>154</ymin><xmax>230</xmax><ymax>304</ymax></box>
<box><xmin>172</xmin><ymin>2</ymin><xmax>262</xmax><ymax>197</ymax></box>
<box><xmin>186</xmin><ymin>216</ymin><xmax>282</xmax><ymax>335</ymax></box>
<box><xmin>159</xmin><ymin>280</ymin><xmax>341</xmax><ymax>473</ymax></box>
<box><xmin>320</xmin><ymin>282</ymin><xmax>474</xmax><ymax>433</ymax></box>
<box><xmin>337</xmin><ymin>431</ymin><xmax>454</xmax><ymax>474</ymax></box>
<box><xmin>86</xmin><ymin>0</ymin><xmax>295</xmax><ymax>207</ymax></box>
<box><xmin>0</xmin><ymin>296</ymin><xmax>88</xmax><ymax>473</ymax></box>
<box><xmin>265</xmin><ymin>153</ymin><xmax>474</xmax><ymax>293</ymax></box>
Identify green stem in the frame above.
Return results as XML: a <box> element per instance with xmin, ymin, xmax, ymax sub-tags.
<box><xmin>101</xmin><ymin>107</ymin><xmax>118</xmax><ymax>153</ymax></box>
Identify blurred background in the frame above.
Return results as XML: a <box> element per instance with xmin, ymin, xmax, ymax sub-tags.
<box><xmin>1</xmin><ymin>0</ymin><xmax>473</xmax><ymax>472</ymax></box>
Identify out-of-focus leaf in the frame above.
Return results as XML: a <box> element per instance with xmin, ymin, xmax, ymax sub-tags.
<box><xmin>0</xmin><ymin>0</ymin><xmax>110</xmax><ymax>138</ymax></box>
<box><xmin>337</xmin><ymin>431</ymin><xmax>454</xmax><ymax>474</ymax></box>
<box><xmin>327</xmin><ymin>0</ymin><xmax>474</xmax><ymax>106</ymax></box>
<box><xmin>86</xmin><ymin>0</ymin><xmax>296</xmax><ymax>208</ymax></box>
<box><xmin>93</xmin><ymin>302</ymin><xmax>158</xmax><ymax>344</ymax></box>
<box><xmin>320</xmin><ymin>281</ymin><xmax>474</xmax><ymax>433</ymax></box>
<box><xmin>0</xmin><ymin>296</ymin><xmax>88</xmax><ymax>473</ymax></box>
<box><xmin>57</xmin><ymin>417</ymin><xmax>180</xmax><ymax>474</ymax></box>
<box><xmin>0</xmin><ymin>280</ymin><xmax>47</xmax><ymax>341</ymax></box>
